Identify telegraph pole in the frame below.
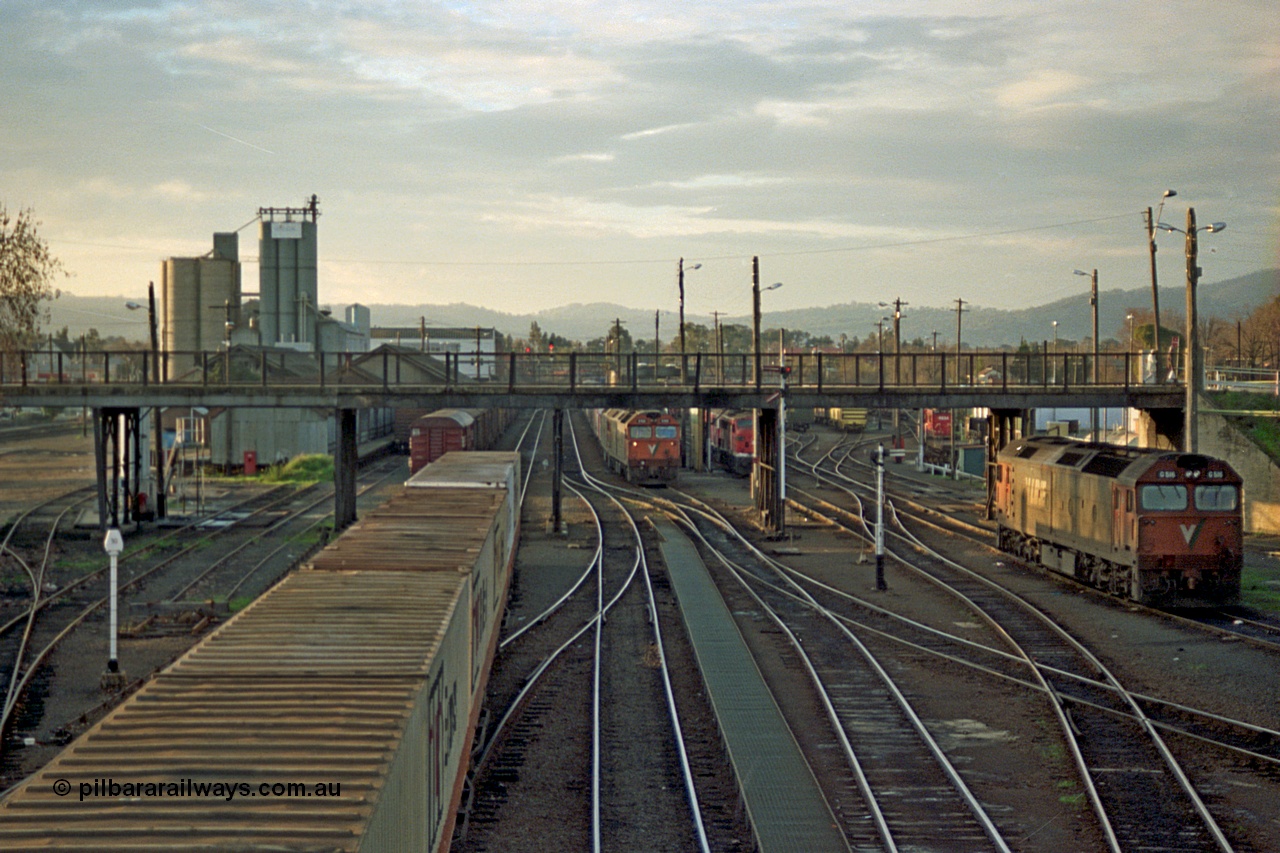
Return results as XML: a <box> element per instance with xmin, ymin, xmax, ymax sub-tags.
<box><xmin>147</xmin><ymin>281</ymin><xmax>165</xmax><ymax>519</ymax></box>
<box><xmin>752</xmin><ymin>256</ymin><xmax>762</xmax><ymax>389</ymax></box>
<box><xmin>1146</xmin><ymin>207</ymin><xmax>1163</xmax><ymax>372</ymax></box>
<box><xmin>1185</xmin><ymin>208</ymin><xmax>1200</xmax><ymax>453</ymax></box>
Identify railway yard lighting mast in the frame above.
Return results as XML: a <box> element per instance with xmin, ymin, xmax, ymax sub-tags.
<box><xmin>677</xmin><ymin>258</ymin><xmax>700</xmax><ymax>380</ymax></box>
<box><xmin>1074</xmin><ymin>268</ymin><xmax>1099</xmax><ymax>437</ymax></box>
<box><xmin>1145</xmin><ymin>189</ymin><xmax>1177</xmax><ymax>379</ymax></box>
<box><xmin>1158</xmin><ymin>208</ymin><xmax>1226</xmax><ymax>453</ymax></box>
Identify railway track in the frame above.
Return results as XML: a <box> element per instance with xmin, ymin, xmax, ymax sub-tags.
<box><xmin>456</xmin><ymin>411</ymin><xmax>714</xmax><ymax>853</ymax></box>
<box><xmin>0</xmin><ymin>456</ymin><xmax>404</xmax><ymax>788</ymax></box>
<box><xmin>656</xmin><ymin>487</ymin><xmax>1013</xmax><ymax>851</ymax></box>
<box><xmin>786</xmin><ymin>428</ymin><xmax>1279</xmax><ymax>851</ymax></box>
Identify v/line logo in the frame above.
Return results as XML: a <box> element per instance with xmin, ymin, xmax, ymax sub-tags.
<box><xmin>1179</xmin><ymin>521</ymin><xmax>1204</xmax><ymax>547</ymax></box>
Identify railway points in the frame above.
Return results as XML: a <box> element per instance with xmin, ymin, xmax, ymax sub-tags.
<box><xmin>3</xmin><ymin>411</ymin><xmax>1280</xmax><ymax>851</ymax></box>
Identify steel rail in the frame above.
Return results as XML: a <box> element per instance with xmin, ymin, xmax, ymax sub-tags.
<box><xmin>667</xmin><ymin>490</ymin><xmax>1012</xmax><ymax>853</ymax></box>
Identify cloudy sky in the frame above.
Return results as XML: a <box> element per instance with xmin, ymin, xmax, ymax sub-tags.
<box><xmin>4</xmin><ymin>1</ymin><xmax>1278</xmax><ymax>324</ymax></box>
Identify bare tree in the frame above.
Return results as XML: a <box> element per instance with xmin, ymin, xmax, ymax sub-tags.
<box><xmin>0</xmin><ymin>204</ymin><xmax>64</xmax><ymax>352</ymax></box>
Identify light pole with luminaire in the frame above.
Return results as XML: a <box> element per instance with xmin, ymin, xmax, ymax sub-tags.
<box><xmin>1074</xmin><ymin>268</ymin><xmax>1099</xmax><ymax>435</ymax></box>
<box><xmin>102</xmin><ymin>528</ymin><xmax>125</xmax><ymax>688</ymax></box>
<box><xmin>1157</xmin><ymin>208</ymin><xmax>1226</xmax><ymax>452</ymax></box>
<box><xmin>1145</xmin><ymin>190</ymin><xmax>1177</xmax><ymax>379</ymax></box>
<box><xmin>677</xmin><ymin>257</ymin><xmax>701</xmax><ymax>377</ymax></box>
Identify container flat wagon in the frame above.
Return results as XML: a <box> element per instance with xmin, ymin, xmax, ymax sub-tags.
<box><xmin>0</xmin><ymin>451</ymin><xmax>521</xmax><ymax>853</ymax></box>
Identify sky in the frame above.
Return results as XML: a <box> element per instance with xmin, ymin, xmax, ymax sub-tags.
<box><xmin>4</xmin><ymin>0</ymin><xmax>1279</xmax><ymax>326</ymax></box>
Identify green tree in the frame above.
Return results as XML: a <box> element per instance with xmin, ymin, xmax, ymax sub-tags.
<box><xmin>0</xmin><ymin>204</ymin><xmax>65</xmax><ymax>352</ymax></box>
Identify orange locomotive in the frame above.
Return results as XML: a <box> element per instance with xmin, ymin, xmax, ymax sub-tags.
<box><xmin>709</xmin><ymin>409</ymin><xmax>754</xmax><ymax>476</ymax></box>
<box><xmin>593</xmin><ymin>409</ymin><xmax>681</xmax><ymax>484</ymax></box>
<box><xmin>993</xmin><ymin>436</ymin><xmax>1242</xmax><ymax>606</ymax></box>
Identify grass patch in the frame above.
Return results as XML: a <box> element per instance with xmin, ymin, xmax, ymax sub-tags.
<box><xmin>228</xmin><ymin>596</ymin><xmax>255</xmax><ymax>612</ymax></box>
<box><xmin>258</xmin><ymin>455</ymin><xmax>334</xmax><ymax>484</ymax></box>
<box><xmin>1241</xmin><ymin>565</ymin><xmax>1280</xmax><ymax>613</ymax></box>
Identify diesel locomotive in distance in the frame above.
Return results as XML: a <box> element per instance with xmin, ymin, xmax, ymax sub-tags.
<box><xmin>992</xmin><ymin>436</ymin><xmax>1242</xmax><ymax>607</ymax></box>
<box><xmin>708</xmin><ymin>409</ymin><xmax>754</xmax><ymax>476</ymax></box>
<box><xmin>592</xmin><ymin>409</ymin><xmax>681</xmax><ymax>484</ymax></box>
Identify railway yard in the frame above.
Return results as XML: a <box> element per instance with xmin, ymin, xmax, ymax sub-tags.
<box><xmin>2</xmin><ymin>412</ymin><xmax>1280</xmax><ymax>851</ymax></box>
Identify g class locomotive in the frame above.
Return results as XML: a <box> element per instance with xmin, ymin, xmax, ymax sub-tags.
<box><xmin>992</xmin><ymin>436</ymin><xmax>1242</xmax><ymax>607</ymax></box>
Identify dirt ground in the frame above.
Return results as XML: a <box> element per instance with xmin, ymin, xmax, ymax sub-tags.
<box><xmin>0</xmin><ymin>418</ymin><xmax>97</xmax><ymax>524</ymax></box>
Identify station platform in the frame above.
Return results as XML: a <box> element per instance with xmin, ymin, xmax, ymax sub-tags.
<box><xmin>651</xmin><ymin>515</ymin><xmax>849</xmax><ymax>852</ymax></box>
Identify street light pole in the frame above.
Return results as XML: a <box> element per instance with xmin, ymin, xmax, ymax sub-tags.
<box><xmin>1074</xmin><ymin>268</ymin><xmax>1099</xmax><ymax>435</ymax></box>
<box><xmin>1146</xmin><ymin>190</ymin><xmax>1176</xmax><ymax>381</ymax></box>
<box><xmin>678</xmin><ymin>258</ymin><xmax>700</xmax><ymax>378</ymax></box>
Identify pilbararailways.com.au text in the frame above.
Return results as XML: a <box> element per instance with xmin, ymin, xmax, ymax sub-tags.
<box><xmin>55</xmin><ymin>778</ymin><xmax>342</xmax><ymax>802</ymax></box>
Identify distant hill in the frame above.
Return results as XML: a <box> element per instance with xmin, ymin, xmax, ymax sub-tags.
<box><xmin>45</xmin><ymin>269</ymin><xmax>1280</xmax><ymax>348</ymax></box>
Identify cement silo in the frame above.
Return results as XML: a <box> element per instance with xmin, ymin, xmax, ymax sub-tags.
<box><xmin>161</xmin><ymin>233</ymin><xmax>241</xmax><ymax>360</ymax></box>
<box><xmin>258</xmin><ymin>196</ymin><xmax>319</xmax><ymax>347</ymax></box>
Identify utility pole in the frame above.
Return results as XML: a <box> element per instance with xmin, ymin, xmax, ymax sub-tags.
<box><xmin>147</xmin><ymin>281</ymin><xmax>165</xmax><ymax>519</ymax></box>
<box><xmin>752</xmin><ymin>256</ymin><xmax>762</xmax><ymax>390</ymax></box>
<box><xmin>1146</xmin><ymin>190</ymin><xmax>1175</xmax><ymax>382</ymax></box>
<box><xmin>884</xmin><ymin>298</ymin><xmax>907</xmax><ymax>384</ymax></box>
<box><xmin>954</xmin><ymin>297</ymin><xmax>968</xmax><ymax>384</ymax></box>
<box><xmin>1185</xmin><ymin>208</ymin><xmax>1200</xmax><ymax>453</ymax></box>
<box><xmin>655</xmin><ymin>309</ymin><xmax>660</xmax><ymax>371</ymax></box>
<box><xmin>1146</xmin><ymin>207</ymin><xmax>1163</xmax><ymax>368</ymax></box>
<box><xmin>678</xmin><ymin>258</ymin><xmax>700</xmax><ymax>380</ymax></box>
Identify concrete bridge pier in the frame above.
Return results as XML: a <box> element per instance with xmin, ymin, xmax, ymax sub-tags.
<box><xmin>92</xmin><ymin>407</ymin><xmax>145</xmax><ymax>531</ymax></box>
<box><xmin>1136</xmin><ymin>407</ymin><xmax>1184</xmax><ymax>451</ymax></box>
<box><xmin>334</xmin><ymin>408</ymin><xmax>358</xmax><ymax>532</ymax></box>
<box><xmin>551</xmin><ymin>408</ymin><xmax>563</xmax><ymax>534</ymax></box>
<box><xmin>753</xmin><ymin>408</ymin><xmax>783</xmax><ymax>535</ymax></box>
<box><xmin>985</xmin><ymin>408</ymin><xmax>1030</xmax><ymax>519</ymax></box>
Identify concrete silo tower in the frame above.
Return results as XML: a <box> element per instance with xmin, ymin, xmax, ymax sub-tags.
<box><xmin>258</xmin><ymin>195</ymin><xmax>320</xmax><ymax>348</ymax></box>
<box><xmin>161</xmin><ymin>232</ymin><xmax>241</xmax><ymax>357</ymax></box>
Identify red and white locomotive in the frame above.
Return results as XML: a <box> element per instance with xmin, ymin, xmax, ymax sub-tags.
<box><xmin>709</xmin><ymin>409</ymin><xmax>754</xmax><ymax>476</ymax></box>
<box><xmin>592</xmin><ymin>409</ymin><xmax>681</xmax><ymax>484</ymax></box>
<box><xmin>993</xmin><ymin>436</ymin><xmax>1242</xmax><ymax>606</ymax></box>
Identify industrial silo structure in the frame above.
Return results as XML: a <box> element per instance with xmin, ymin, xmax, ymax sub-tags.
<box><xmin>258</xmin><ymin>196</ymin><xmax>320</xmax><ymax>348</ymax></box>
<box><xmin>161</xmin><ymin>232</ymin><xmax>241</xmax><ymax>363</ymax></box>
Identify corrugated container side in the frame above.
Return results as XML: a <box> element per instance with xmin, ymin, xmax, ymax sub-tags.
<box><xmin>0</xmin><ymin>571</ymin><xmax>467</xmax><ymax>851</ymax></box>
<box><xmin>361</xmin><ymin>577</ymin><xmax>472</xmax><ymax>853</ymax></box>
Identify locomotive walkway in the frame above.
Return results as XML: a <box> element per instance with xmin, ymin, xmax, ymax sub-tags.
<box><xmin>653</xmin><ymin>515</ymin><xmax>850</xmax><ymax>852</ymax></box>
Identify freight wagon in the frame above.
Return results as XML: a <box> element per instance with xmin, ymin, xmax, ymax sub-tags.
<box><xmin>993</xmin><ymin>436</ymin><xmax>1241</xmax><ymax>606</ymax></box>
<box><xmin>408</xmin><ymin>408</ymin><xmax>511</xmax><ymax>474</ymax></box>
<box><xmin>0</xmin><ymin>451</ymin><xmax>522</xmax><ymax>853</ymax></box>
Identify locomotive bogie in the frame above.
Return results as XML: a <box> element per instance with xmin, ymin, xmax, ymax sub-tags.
<box><xmin>993</xmin><ymin>437</ymin><xmax>1242</xmax><ymax>607</ymax></box>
